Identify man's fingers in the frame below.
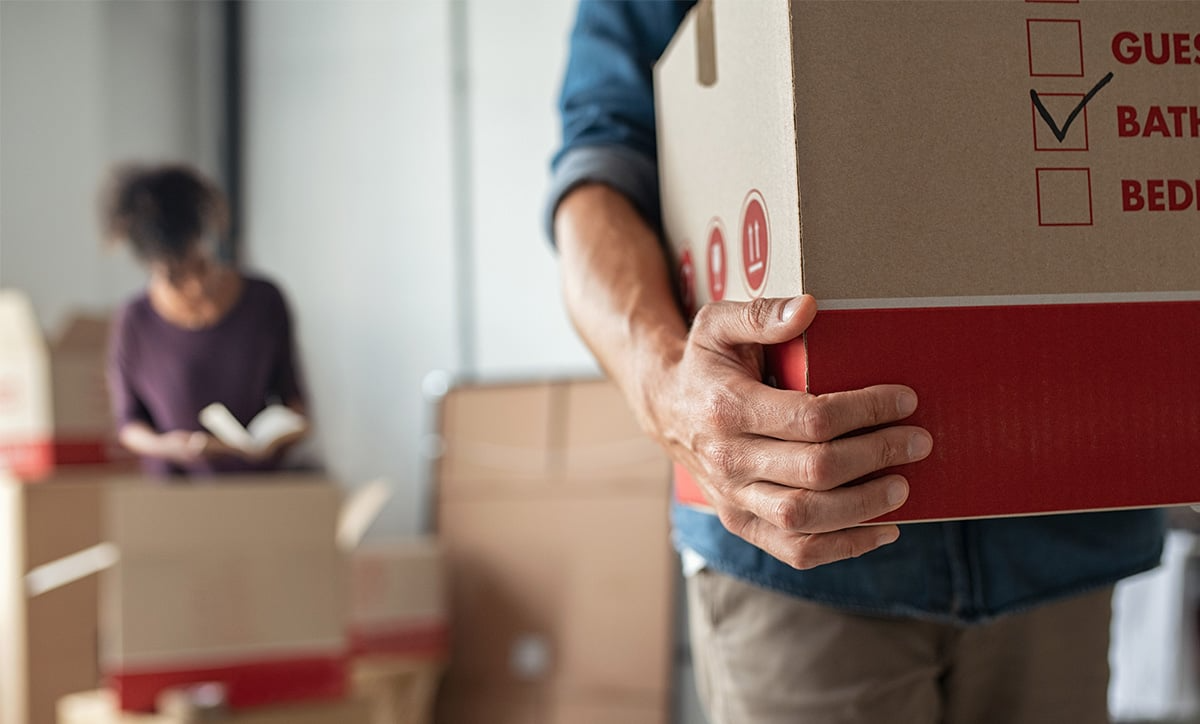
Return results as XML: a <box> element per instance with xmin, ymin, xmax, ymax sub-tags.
<box><xmin>741</xmin><ymin>384</ymin><xmax>921</xmax><ymax>442</ymax></box>
<box><xmin>723</xmin><ymin>508</ymin><xmax>901</xmax><ymax>570</ymax></box>
<box><xmin>731</xmin><ymin>475</ymin><xmax>909</xmax><ymax>534</ymax></box>
<box><xmin>690</xmin><ymin>296</ymin><xmax>817</xmax><ymax>350</ymax></box>
<box><xmin>744</xmin><ymin>428</ymin><xmax>930</xmax><ymax>491</ymax></box>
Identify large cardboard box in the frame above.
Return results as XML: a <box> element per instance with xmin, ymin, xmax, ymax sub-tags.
<box><xmin>656</xmin><ymin>1</ymin><xmax>1200</xmax><ymax>522</ymax></box>
<box><xmin>0</xmin><ymin>291</ymin><xmax>126</xmax><ymax>480</ymax></box>
<box><xmin>100</xmin><ymin>477</ymin><xmax>347</xmax><ymax>713</ymax></box>
<box><xmin>0</xmin><ymin>472</ymin><xmax>104</xmax><ymax>724</ymax></box>
<box><xmin>49</xmin><ymin>316</ymin><xmax>123</xmax><ymax>466</ymax></box>
<box><xmin>434</xmin><ymin>379</ymin><xmax>674</xmax><ymax>724</ymax></box>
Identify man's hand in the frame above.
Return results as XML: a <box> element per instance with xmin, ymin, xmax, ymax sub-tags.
<box><xmin>646</xmin><ymin>294</ymin><xmax>931</xmax><ymax>570</ymax></box>
<box><xmin>554</xmin><ymin>184</ymin><xmax>930</xmax><ymax>571</ymax></box>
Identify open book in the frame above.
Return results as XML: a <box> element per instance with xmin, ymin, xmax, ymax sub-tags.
<box><xmin>199</xmin><ymin>403</ymin><xmax>307</xmax><ymax>456</ymax></box>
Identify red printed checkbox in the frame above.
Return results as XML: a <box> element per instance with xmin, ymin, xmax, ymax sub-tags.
<box><xmin>1027</xmin><ymin>19</ymin><xmax>1084</xmax><ymax>77</ymax></box>
<box><xmin>1032</xmin><ymin>93</ymin><xmax>1089</xmax><ymax>151</ymax></box>
<box><xmin>1036</xmin><ymin>168</ymin><xmax>1093</xmax><ymax>226</ymax></box>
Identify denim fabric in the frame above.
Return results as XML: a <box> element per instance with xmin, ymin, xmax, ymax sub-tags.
<box><xmin>546</xmin><ymin>0</ymin><xmax>695</xmax><ymax>241</ymax></box>
<box><xmin>551</xmin><ymin>0</ymin><xmax>1167</xmax><ymax>623</ymax></box>
<box><xmin>674</xmin><ymin>505</ymin><xmax>1164</xmax><ymax>624</ymax></box>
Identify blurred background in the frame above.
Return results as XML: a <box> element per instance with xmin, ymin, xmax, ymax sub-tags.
<box><xmin>1</xmin><ymin>0</ymin><xmax>594</xmax><ymax>536</ymax></box>
<box><xmin>1</xmin><ymin>2</ymin><xmax>1197</xmax><ymax>724</ymax></box>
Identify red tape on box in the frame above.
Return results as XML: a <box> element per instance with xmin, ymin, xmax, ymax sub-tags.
<box><xmin>675</xmin><ymin>300</ymin><xmax>1200</xmax><ymax>523</ymax></box>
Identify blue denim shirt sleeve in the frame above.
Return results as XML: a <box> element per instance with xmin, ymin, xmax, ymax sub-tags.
<box><xmin>544</xmin><ymin>0</ymin><xmax>696</xmax><ymax>244</ymax></box>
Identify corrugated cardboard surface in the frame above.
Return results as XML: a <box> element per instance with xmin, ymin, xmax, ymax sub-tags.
<box><xmin>438</xmin><ymin>383</ymin><xmax>554</xmax><ymax>491</ymax></box>
<box><xmin>790</xmin><ymin>1</ymin><xmax>1198</xmax><ymax>300</ymax></box>
<box><xmin>350</xmin><ymin>539</ymin><xmax>444</xmax><ymax>628</ymax></box>
<box><xmin>434</xmin><ymin>380</ymin><xmax>674</xmax><ymax>724</ymax></box>
<box><xmin>50</xmin><ymin>316</ymin><xmax>113</xmax><ymax>438</ymax></box>
<box><xmin>349</xmin><ymin>539</ymin><xmax>448</xmax><ymax>658</ymax></box>
<box><xmin>0</xmin><ymin>472</ymin><xmax>104</xmax><ymax>724</ymax></box>
<box><xmin>657</xmin><ymin>1</ymin><xmax>1200</xmax><ymax>522</ymax></box>
<box><xmin>561</xmin><ymin>380</ymin><xmax>670</xmax><ymax>487</ymax></box>
<box><xmin>438</xmin><ymin>379</ymin><xmax>670</xmax><ymax>496</ymax></box>
<box><xmin>657</xmin><ymin>0</ymin><xmax>1199</xmax><ymax>304</ymax></box>
<box><xmin>101</xmin><ymin>477</ymin><xmax>347</xmax><ymax>711</ymax></box>
<box><xmin>779</xmin><ymin>302</ymin><xmax>1200</xmax><ymax>522</ymax></box>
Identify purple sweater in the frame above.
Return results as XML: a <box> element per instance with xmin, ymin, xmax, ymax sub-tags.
<box><xmin>107</xmin><ymin>275</ymin><xmax>305</xmax><ymax>476</ymax></box>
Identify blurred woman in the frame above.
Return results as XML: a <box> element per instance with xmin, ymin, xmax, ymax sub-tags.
<box><xmin>102</xmin><ymin>163</ymin><xmax>308</xmax><ymax>476</ymax></box>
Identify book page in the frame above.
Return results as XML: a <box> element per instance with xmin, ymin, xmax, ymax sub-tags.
<box><xmin>199</xmin><ymin>403</ymin><xmax>258</xmax><ymax>452</ymax></box>
<box><xmin>245</xmin><ymin>405</ymin><xmax>306</xmax><ymax>448</ymax></box>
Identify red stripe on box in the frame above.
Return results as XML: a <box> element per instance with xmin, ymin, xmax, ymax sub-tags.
<box><xmin>53</xmin><ymin>438</ymin><xmax>113</xmax><ymax>465</ymax></box>
<box><xmin>0</xmin><ymin>438</ymin><xmax>53</xmax><ymax>480</ymax></box>
<box><xmin>674</xmin><ymin>300</ymin><xmax>1200</xmax><ymax>523</ymax></box>
<box><xmin>349</xmin><ymin>619</ymin><xmax>449</xmax><ymax>659</ymax></box>
<box><xmin>109</xmin><ymin>651</ymin><xmax>348</xmax><ymax>713</ymax></box>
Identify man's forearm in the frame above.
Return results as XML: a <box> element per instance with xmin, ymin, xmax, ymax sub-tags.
<box><xmin>553</xmin><ymin>184</ymin><xmax>923</xmax><ymax>568</ymax></box>
<box><xmin>554</xmin><ymin>183</ymin><xmax>687</xmax><ymax>429</ymax></box>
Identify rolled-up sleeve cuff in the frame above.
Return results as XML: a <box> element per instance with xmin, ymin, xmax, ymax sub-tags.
<box><xmin>543</xmin><ymin>144</ymin><xmax>660</xmax><ymax>246</ymax></box>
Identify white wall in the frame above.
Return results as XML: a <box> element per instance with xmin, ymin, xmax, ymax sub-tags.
<box><xmin>465</xmin><ymin>0</ymin><xmax>597</xmax><ymax>377</ymax></box>
<box><xmin>243</xmin><ymin>0</ymin><xmax>462</xmax><ymax>536</ymax></box>
<box><xmin>0</xmin><ymin>0</ymin><xmax>222</xmax><ymax>333</ymax></box>
<box><xmin>243</xmin><ymin>0</ymin><xmax>597</xmax><ymax>537</ymax></box>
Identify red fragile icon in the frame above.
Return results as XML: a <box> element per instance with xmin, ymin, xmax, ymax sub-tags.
<box><xmin>740</xmin><ymin>190</ymin><xmax>769</xmax><ymax>296</ymax></box>
<box><xmin>706</xmin><ymin>221</ymin><xmax>726</xmax><ymax>301</ymax></box>
<box><xmin>679</xmin><ymin>248</ymin><xmax>696</xmax><ymax>317</ymax></box>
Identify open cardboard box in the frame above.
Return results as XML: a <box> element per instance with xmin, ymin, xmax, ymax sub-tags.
<box><xmin>98</xmin><ymin>477</ymin><xmax>348</xmax><ymax>713</ymax></box>
<box><xmin>656</xmin><ymin>0</ymin><xmax>1200</xmax><ymax>523</ymax></box>
<box><xmin>4</xmin><ymin>473</ymin><xmax>414</xmax><ymax>722</ymax></box>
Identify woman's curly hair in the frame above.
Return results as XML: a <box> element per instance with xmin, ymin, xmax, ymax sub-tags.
<box><xmin>100</xmin><ymin>163</ymin><xmax>229</xmax><ymax>263</ymax></box>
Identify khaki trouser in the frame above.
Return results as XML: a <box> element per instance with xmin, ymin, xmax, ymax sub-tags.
<box><xmin>687</xmin><ymin>568</ymin><xmax>1113</xmax><ymax>724</ymax></box>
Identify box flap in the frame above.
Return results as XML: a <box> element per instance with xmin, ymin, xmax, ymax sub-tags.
<box><xmin>655</xmin><ymin>0</ymin><xmax>803</xmax><ymax>306</ymax></box>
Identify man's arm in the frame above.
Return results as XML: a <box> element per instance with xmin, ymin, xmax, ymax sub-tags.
<box><xmin>555</xmin><ymin>183</ymin><xmax>932</xmax><ymax>569</ymax></box>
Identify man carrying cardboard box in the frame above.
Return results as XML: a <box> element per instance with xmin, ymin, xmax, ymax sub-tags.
<box><xmin>546</xmin><ymin>1</ymin><xmax>1185</xmax><ymax>722</ymax></box>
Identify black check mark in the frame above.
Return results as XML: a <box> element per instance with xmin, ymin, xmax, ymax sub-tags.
<box><xmin>1030</xmin><ymin>71</ymin><xmax>1114</xmax><ymax>143</ymax></box>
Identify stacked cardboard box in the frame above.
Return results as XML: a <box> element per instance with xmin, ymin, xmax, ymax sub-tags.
<box><xmin>0</xmin><ymin>472</ymin><xmax>105</xmax><ymax>724</ymax></box>
<box><xmin>348</xmin><ymin>537</ymin><xmax>448</xmax><ymax>724</ymax></box>
<box><xmin>348</xmin><ymin>538</ymin><xmax>447</xmax><ymax>661</ymax></box>
<box><xmin>656</xmin><ymin>0</ymin><xmax>1200</xmax><ymax>522</ymax></box>
<box><xmin>0</xmin><ymin>290</ymin><xmax>129</xmax><ymax>480</ymax></box>
<box><xmin>433</xmin><ymin>379</ymin><xmax>675</xmax><ymax>724</ymax></box>
<box><xmin>100</xmin><ymin>478</ymin><xmax>347</xmax><ymax>713</ymax></box>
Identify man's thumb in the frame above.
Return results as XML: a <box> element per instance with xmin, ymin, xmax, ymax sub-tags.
<box><xmin>690</xmin><ymin>295</ymin><xmax>816</xmax><ymax>348</ymax></box>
